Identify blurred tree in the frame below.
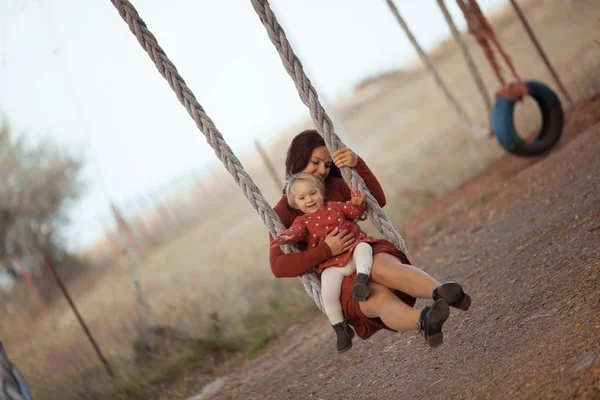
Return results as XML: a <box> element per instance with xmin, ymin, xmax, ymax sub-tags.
<box><xmin>0</xmin><ymin>122</ymin><xmax>84</xmax><ymax>265</ymax></box>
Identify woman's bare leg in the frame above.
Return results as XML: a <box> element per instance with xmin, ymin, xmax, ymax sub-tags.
<box><xmin>359</xmin><ymin>282</ymin><xmax>421</xmax><ymax>332</ymax></box>
<box><xmin>370</xmin><ymin>253</ymin><xmax>440</xmax><ymax>299</ymax></box>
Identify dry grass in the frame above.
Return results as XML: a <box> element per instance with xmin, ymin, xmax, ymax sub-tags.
<box><xmin>1</xmin><ymin>0</ymin><xmax>599</xmax><ymax>398</ymax></box>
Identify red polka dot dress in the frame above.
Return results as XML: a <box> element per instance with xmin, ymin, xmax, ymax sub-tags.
<box><xmin>279</xmin><ymin>201</ymin><xmax>378</xmax><ymax>273</ymax></box>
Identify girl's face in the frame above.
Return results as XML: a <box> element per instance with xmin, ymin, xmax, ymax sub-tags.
<box><xmin>301</xmin><ymin>146</ymin><xmax>332</xmax><ymax>182</ymax></box>
<box><xmin>290</xmin><ymin>180</ymin><xmax>324</xmax><ymax>215</ymax></box>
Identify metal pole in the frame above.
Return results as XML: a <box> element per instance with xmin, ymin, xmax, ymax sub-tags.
<box><xmin>43</xmin><ymin>255</ymin><xmax>115</xmax><ymax>378</ymax></box>
<box><xmin>508</xmin><ymin>0</ymin><xmax>572</xmax><ymax>103</ymax></box>
<box><xmin>111</xmin><ymin>204</ymin><xmax>153</xmax><ymax>331</ymax></box>
<box><xmin>254</xmin><ymin>140</ymin><xmax>284</xmax><ymax>192</ymax></box>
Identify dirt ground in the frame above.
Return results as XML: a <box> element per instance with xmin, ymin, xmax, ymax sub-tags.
<box><xmin>2</xmin><ymin>0</ymin><xmax>600</xmax><ymax>398</ymax></box>
<box><xmin>195</xmin><ymin>97</ymin><xmax>600</xmax><ymax>400</ymax></box>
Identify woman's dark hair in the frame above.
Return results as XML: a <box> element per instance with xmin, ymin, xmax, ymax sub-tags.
<box><xmin>284</xmin><ymin>129</ymin><xmax>342</xmax><ymax>179</ymax></box>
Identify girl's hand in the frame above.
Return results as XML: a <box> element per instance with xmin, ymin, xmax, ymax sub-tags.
<box><xmin>350</xmin><ymin>189</ymin><xmax>366</xmax><ymax>206</ymax></box>
<box><xmin>270</xmin><ymin>235</ymin><xmax>293</xmax><ymax>249</ymax></box>
<box><xmin>323</xmin><ymin>227</ymin><xmax>355</xmax><ymax>256</ymax></box>
<box><xmin>332</xmin><ymin>148</ymin><xmax>358</xmax><ymax>168</ymax></box>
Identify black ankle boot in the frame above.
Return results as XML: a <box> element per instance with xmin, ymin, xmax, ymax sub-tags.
<box><xmin>433</xmin><ymin>282</ymin><xmax>471</xmax><ymax>311</ymax></box>
<box><xmin>417</xmin><ymin>299</ymin><xmax>450</xmax><ymax>348</ymax></box>
<box><xmin>332</xmin><ymin>321</ymin><xmax>355</xmax><ymax>353</ymax></box>
<box><xmin>352</xmin><ymin>273</ymin><xmax>370</xmax><ymax>302</ymax></box>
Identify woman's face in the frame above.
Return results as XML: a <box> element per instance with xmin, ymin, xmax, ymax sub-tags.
<box><xmin>301</xmin><ymin>146</ymin><xmax>332</xmax><ymax>182</ymax></box>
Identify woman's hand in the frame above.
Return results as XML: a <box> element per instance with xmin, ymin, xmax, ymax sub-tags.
<box><xmin>332</xmin><ymin>148</ymin><xmax>358</xmax><ymax>168</ymax></box>
<box><xmin>270</xmin><ymin>235</ymin><xmax>293</xmax><ymax>249</ymax></box>
<box><xmin>350</xmin><ymin>189</ymin><xmax>365</xmax><ymax>206</ymax></box>
<box><xmin>324</xmin><ymin>227</ymin><xmax>355</xmax><ymax>256</ymax></box>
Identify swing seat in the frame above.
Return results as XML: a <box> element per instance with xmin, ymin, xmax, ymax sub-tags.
<box><xmin>491</xmin><ymin>80</ymin><xmax>564</xmax><ymax>157</ymax></box>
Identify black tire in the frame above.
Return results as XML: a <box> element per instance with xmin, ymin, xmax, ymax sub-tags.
<box><xmin>491</xmin><ymin>80</ymin><xmax>564</xmax><ymax>156</ymax></box>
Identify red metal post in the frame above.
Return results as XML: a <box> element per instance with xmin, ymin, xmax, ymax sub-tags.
<box><xmin>15</xmin><ymin>258</ymin><xmax>47</xmax><ymax>312</ymax></box>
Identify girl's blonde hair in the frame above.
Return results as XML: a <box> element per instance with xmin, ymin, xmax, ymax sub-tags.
<box><xmin>285</xmin><ymin>172</ymin><xmax>326</xmax><ymax>209</ymax></box>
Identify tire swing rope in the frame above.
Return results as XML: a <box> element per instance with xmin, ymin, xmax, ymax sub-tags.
<box><xmin>457</xmin><ymin>0</ymin><xmax>564</xmax><ymax>156</ymax></box>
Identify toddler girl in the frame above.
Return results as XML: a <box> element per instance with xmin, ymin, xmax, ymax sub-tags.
<box><xmin>271</xmin><ymin>172</ymin><xmax>378</xmax><ymax>353</ymax></box>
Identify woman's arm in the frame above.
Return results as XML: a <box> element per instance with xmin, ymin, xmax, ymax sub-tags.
<box><xmin>269</xmin><ymin>197</ymin><xmax>357</xmax><ymax>278</ymax></box>
<box><xmin>269</xmin><ymin>234</ymin><xmax>332</xmax><ymax>278</ymax></box>
<box><xmin>354</xmin><ymin>157</ymin><xmax>386</xmax><ymax>207</ymax></box>
<box><xmin>334</xmin><ymin>156</ymin><xmax>386</xmax><ymax>207</ymax></box>
<box><xmin>269</xmin><ymin>200</ymin><xmax>332</xmax><ymax>278</ymax></box>
<box><xmin>270</xmin><ymin>227</ymin><xmax>358</xmax><ymax>277</ymax></box>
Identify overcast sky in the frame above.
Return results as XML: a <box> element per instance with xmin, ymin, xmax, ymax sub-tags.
<box><xmin>0</xmin><ymin>0</ymin><xmax>506</xmax><ymax>249</ymax></box>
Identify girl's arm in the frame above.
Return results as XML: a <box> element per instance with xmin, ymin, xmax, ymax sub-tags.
<box><xmin>274</xmin><ymin>218</ymin><xmax>307</xmax><ymax>246</ymax></box>
<box><xmin>338</xmin><ymin>201</ymin><xmax>366</xmax><ymax>220</ymax></box>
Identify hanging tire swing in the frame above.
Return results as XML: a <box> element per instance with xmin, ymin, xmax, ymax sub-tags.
<box><xmin>457</xmin><ymin>0</ymin><xmax>564</xmax><ymax>157</ymax></box>
<box><xmin>492</xmin><ymin>80</ymin><xmax>564</xmax><ymax>156</ymax></box>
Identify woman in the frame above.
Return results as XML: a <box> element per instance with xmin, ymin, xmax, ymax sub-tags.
<box><xmin>269</xmin><ymin>130</ymin><xmax>471</xmax><ymax>350</ymax></box>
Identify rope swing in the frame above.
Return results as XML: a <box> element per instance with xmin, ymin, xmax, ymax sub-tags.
<box><xmin>109</xmin><ymin>0</ymin><xmax>415</xmax><ymax>311</ymax></box>
<box><xmin>107</xmin><ymin>0</ymin><xmax>565</xmax><ymax>317</ymax></box>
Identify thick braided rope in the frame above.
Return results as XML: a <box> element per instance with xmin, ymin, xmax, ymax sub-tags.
<box><xmin>0</xmin><ymin>342</ymin><xmax>34</xmax><ymax>400</ymax></box>
<box><xmin>251</xmin><ymin>0</ymin><xmax>407</xmax><ymax>254</ymax></box>
<box><xmin>108</xmin><ymin>0</ymin><xmax>324</xmax><ymax>311</ymax></box>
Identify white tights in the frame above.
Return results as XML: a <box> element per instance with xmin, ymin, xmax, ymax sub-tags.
<box><xmin>321</xmin><ymin>242</ymin><xmax>373</xmax><ymax>326</ymax></box>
